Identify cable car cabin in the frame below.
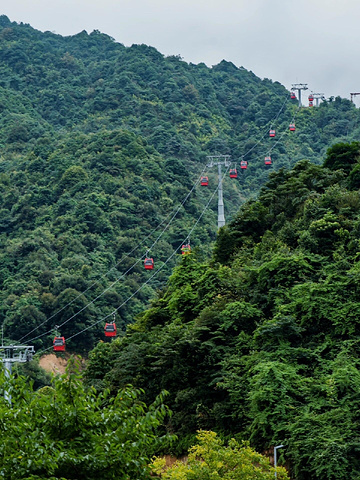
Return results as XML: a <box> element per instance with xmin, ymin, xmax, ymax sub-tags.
<box><xmin>104</xmin><ymin>322</ymin><xmax>117</xmax><ymax>337</ymax></box>
<box><xmin>308</xmin><ymin>94</ymin><xmax>314</xmax><ymax>102</ymax></box>
<box><xmin>200</xmin><ymin>176</ymin><xmax>209</xmax><ymax>186</ymax></box>
<box><xmin>53</xmin><ymin>336</ymin><xmax>66</xmax><ymax>352</ymax></box>
<box><xmin>181</xmin><ymin>244</ymin><xmax>191</xmax><ymax>255</ymax></box>
<box><xmin>229</xmin><ymin>168</ymin><xmax>238</xmax><ymax>178</ymax></box>
<box><xmin>264</xmin><ymin>156</ymin><xmax>272</xmax><ymax>166</ymax></box>
<box><xmin>309</xmin><ymin>101</ymin><xmax>313</xmax><ymax>107</ymax></box>
<box><xmin>269</xmin><ymin>129</ymin><xmax>276</xmax><ymax>137</ymax></box>
<box><xmin>289</xmin><ymin>123</ymin><xmax>296</xmax><ymax>132</ymax></box>
<box><xmin>240</xmin><ymin>160</ymin><xmax>248</xmax><ymax>169</ymax></box>
<box><xmin>291</xmin><ymin>92</ymin><xmax>296</xmax><ymax>99</ymax></box>
<box><xmin>144</xmin><ymin>257</ymin><xmax>154</xmax><ymax>270</ymax></box>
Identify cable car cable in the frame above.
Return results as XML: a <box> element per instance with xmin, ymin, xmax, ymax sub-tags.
<box><xmin>22</xmin><ymin>165</ymin><xmax>209</xmax><ymax>344</ymax></box>
<box><xmin>23</xmin><ymin>92</ymin><xmax>294</xmax><ymax>344</ymax></box>
<box><xmin>23</xmin><ymin>94</ymin><xmax>299</xmax><ymax>345</ymax></box>
<box><xmin>241</xmin><ymin>96</ymin><xmax>290</xmax><ymax>160</ymax></box>
<box><xmin>24</xmin><ymin>90</ymin><xmax>297</xmax><ymax>348</ymax></box>
<box><xmin>35</xmin><ymin>166</ymin><xmax>229</xmax><ymax>354</ymax></box>
<box><xmin>260</xmin><ymin>104</ymin><xmax>302</xmax><ymax>159</ymax></box>
<box><xmin>37</xmin><ymin>88</ymin><xmax>315</xmax><ymax>350</ymax></box>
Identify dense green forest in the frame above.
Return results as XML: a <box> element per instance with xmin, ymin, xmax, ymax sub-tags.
<box><xmin>86</xmin><ymin>142</ymin><xmax>360</xmax><ymax>479</ymax></box>
<box><xmin>0</xmin><ymin>357</ymin><xmax>289</xmax><ymax>479</ymax></box>
<box><xmin>0</xmin><ymin>357</ymin><xmax>173</xmax><ymax>480</ymax></box>
<box><xmin>1</xmin><ymin>15</ymin><xmax>360</xmax><ymax>479</ymax></box>
<box><xmin>1</xmin><ymin>15</ymin><xmax>360</xmax><ymax>353</ymax></box>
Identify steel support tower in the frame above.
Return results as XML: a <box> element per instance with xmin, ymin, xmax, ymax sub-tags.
<box><xmin>0</xmin><ymin>345</ymin><xmax>35</xmax><ymax>403</ymax></box>
<box><xmin>206</xmin><ymin>155</ymin><xmax>231</xmax><ymax>229</ymax></box>
<box><xmin>312</xmin><ymin>93</ymin><xmax>325</xmax><ymax>107</ymax></box>
<box><xmin>291</xmin><ymin>83</ymin><xmax>308</xmax><ymax>107</ymax></box>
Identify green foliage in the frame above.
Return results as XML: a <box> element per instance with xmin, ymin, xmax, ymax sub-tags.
<box><xmin>1</xmin><ymin>17</ymin><xmax>360</xmax><ymax>479</ymax></box>
<box><xmin>323</xmin><ymin>141</ymin><xmax>360</xmax><ymax>173</ymax></box>
<box><xmin>0</xmin><ymin>18</ymin><xmax>360</xmax><ymax>353</ymax></box>
<box><xmin>286</xmin><ymin>350</ymin><xmax>360</xmax><ymax>480</ymax></box>
<box><xmin>16</xmin><ymin>358</ymin><xmax>52</xmax><ymax>390</ymax></box>
<box><xmin>86</xmin><ymin>145</ymin><xmax>360</xmax><ymax>478</ymax></box>
<box><xmin>0</xmin><ymin>356</ymin><xmax>172</xmax><ymax>479</ymax></box>
<box><xmin>151</xmin><ymin>430</ymin><xmax>289</xmax><ymax>480</ymax></box>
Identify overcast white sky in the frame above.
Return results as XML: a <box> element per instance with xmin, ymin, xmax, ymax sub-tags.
<box><xmin>3</xmin><ymin>1</ymin><xmax>360</xmax><ymax>105</ymax></box>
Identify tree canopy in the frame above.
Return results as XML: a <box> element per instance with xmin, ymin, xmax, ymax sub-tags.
<box><xmin>86</xmin><ymin>146</ymin><xmax>360</xmax><ymax>479</ymax></box>
<box><xmin>1</xmin><ymin>17</ymin><xmax>360</xmax><ymax>352</ymax></box>
<box><xmin>1</xmin><ymin>16</ymin><xmax>360</xmax><ymax>479</ymax></box>
<box><xmin>151</xmin><ymin>430</ymin><xmax>289</xmax><ymax>480</ymax></box>
<box><xmin>0</xmin><ymin>356</ymin><xmax>171</xmax><ymax>479</ymax></box>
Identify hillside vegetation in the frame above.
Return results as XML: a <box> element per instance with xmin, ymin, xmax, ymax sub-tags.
<box><xmin>1</xmin><ymin>16</ymin><xmax>360</xmax><ymax>353</ymax></box>
<box><xmin>86</xmin><ymin>142</ymin><xmax>360</xmax><ymax>480</ymax></box>
<box><xmin>0</xmin><ymin>13</ymin><xmax>360</xmax><ymax>480</ymax></box>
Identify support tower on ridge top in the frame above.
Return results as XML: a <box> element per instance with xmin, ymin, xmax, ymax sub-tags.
<box><xmin>291</xmin><ymin>83</ymin><xmax>308</xmax><ymax>107</ymax></box>
<box><xmin>0</xmin><ymin>344</ymin><xmax>35</xmax><ymax>403</ymax></box>
<box><xmin>312</xmin><ymin>93</ymin><xmax>325</xmax><ymax>107</ymax></box>
<box><xmin>206</xmin><ymin>155</ymin><xmax>231</xmax><ymax>230</ymax></box>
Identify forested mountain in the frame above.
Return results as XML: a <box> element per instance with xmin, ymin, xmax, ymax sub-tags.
<box><xmin>1</xmin><ymin>13</ymin><xmax>360</xmax><ymax>480</ymax></box>
<box><xmin>0</xmin><ymin>13</ymin><xmax>360</xmax><ymax>356</ymax></box>
<box><xmin>86</xmin><ymin>142</ymin><xmax>360</xmax><ymax>479</ymax></box>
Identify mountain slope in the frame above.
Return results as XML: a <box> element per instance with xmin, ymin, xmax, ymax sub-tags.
<box><xmin>1</xmin><ymin>16</ymin><xmax>360</xmax><ymax>354</ymax></box>
<box><xmin>85</xmin><ymin>142</ymin><xmax>360</xmax><ymax>479</ymax></box>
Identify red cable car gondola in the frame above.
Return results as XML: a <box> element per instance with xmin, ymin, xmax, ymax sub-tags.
<box><xmin>264</xmin><ymin>156</ymin><xmax>272</xmax><ymax>166</ymax></box>
<box><xmin>240</xmin><ymin>160</ymin><xmax>248</xmax><ymax>169</ymax></box>
<box><xmin>309</xmin><ymin>101</ymin><xmax>313</xmax><ymax>107</ymax></box>
<box><xmin>53</xmin><ymin>336</ymin><xmax>66</xmax><ymax>352</ymax></box>
<box><xmin>144</xmin><ymin>257</ymin><xmax>154</xmax><ymax>270</ymax></box>
<box><xmin>308</xmin><ymin>94</ymin><xmax>314</xmax><ymax>102</ymax></box>
<box><xmin>289</xmin><ymin>123</ymin><xmax>296</xmax><ymax>132</ymax></box>
<box><xmin>229</xmin><ymin>168</ymin><xmax>238</xmax><ymax>178</ymax></box>
<box><xmin>290</xmin><ymin>92</ymin><xmax>296</xmax><ymax>100</ymax></box>
<box><xmin>181</xmin><ymin>244</ymin><xmax>191</xmax><ymax>255</ymax></box>
<box><xmin>269</xmin><ymin>129</ymin><xmax>276</xmax><ymax>138</ymax></box>
<box><xmin>200</xmin><ymin>176</ymin><xmax>209</xmax><ymax>186</ymax></box>
<box><xmin>104</xmin><ymin>322</ymin><xmax>117</xmax><ymax>337</ymax></box>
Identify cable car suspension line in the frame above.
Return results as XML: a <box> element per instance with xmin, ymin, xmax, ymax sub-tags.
<box><xmin>26</xmin><ymin>91</ymin><xmax>297</xmax><ymax>344</ymax></box>
<box><xmin>25</xmin><ymin>91</ymin><xmax>301</xmax><ymax>349</ymax></box>
<box><xmin>24</xmin><ymin>166</ymin><xmax>211</xmax><ymax>344</ymax></box>
<box><xmin>241</xmin><ymin>96</ymin><xmax>290</xmax><ymax>160</ymax></box>
<box><xmin>259</xmin><ymin>104</ymin><xmax>302</xmax><ymax>165</ymax></box>
<box><xmin>35</xmin><ymin>86</ymin><xmax>308</xmax><ymax>352</ymax></box>
<box><xmin>36</xmin><ymin>169</ymin><xmax>227</xmax><ymax>355</ymax></box>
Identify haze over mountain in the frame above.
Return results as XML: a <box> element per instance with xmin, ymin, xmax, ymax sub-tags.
<box><xmin>4</xmin><ymin>0</ymin><xmax>360</xmax><ymax>102</ymax></box>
